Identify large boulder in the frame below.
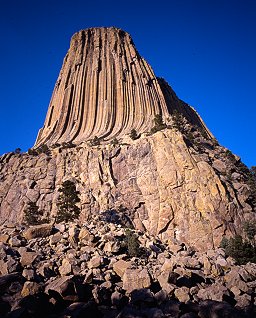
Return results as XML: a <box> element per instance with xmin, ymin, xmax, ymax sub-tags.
<box><xmin>123</xmin><ymin>268</ymin><xmax>151</xmax><ymax>293</ymax></box>
<box><xmin>23</xmin><ymin>224</ymin><xmax>52</xmax><ymax>240</ymax></box>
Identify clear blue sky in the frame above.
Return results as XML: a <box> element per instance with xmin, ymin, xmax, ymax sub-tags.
<box><xmin>0</xmin><ymin>0</ymin><xmax>255</xmax><ymax>167</ymax></box>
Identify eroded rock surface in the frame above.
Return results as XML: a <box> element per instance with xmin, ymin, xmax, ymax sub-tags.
<box><xmin>34</xmin><ymin>27</ymin><xmax>209</xmax><ymax>147</ymax></box>
<box><xmin>1</xmin><ymin>128</ymin><xmax>255</xmax><ymax>250</ymax></box>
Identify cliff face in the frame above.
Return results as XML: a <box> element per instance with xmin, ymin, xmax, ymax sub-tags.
<box><xmin>0</xmin><ymin>27</ymin><xmax>255</xmax><ymax>250</ymax></box>
<box><xmin>35</xmin><ymin>27</ymin><xmax>210</xmax><ymax>147</ymax></box>
<box><xmin>0</xmin><ymin>128</ymin><xmax>254</xmax><ymax>250</ymax></box>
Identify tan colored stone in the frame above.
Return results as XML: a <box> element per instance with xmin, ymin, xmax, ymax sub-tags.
<box><xmin>224</xmin><ymin>268</ymin><xmax>249</xmax><ymax>293</ymax></box>
<box><xmin>0</xmin><ymin>260</ymin><xmax>8</xmax><ymax>275</ymax></box>
<box><xmin>197</xmin><ymin>283</ymin><xmax>230</xmax><ymax>302</ymax></box>
<box><xmin>78</xmin><ymin>227</ymin><xmax>94</xmax><ymax>242</ymax></box>
<box><xmin>20</xmin><ymin>251</ymin><xmax>39</xmax><ymax>266</ymax></box>
<box><xmin>36</xmin><ymin>28</ymin><xmax>195</xmax><ymax>147</ymax></box>
<box><xmin>0</xmin><ymin>234</ymin><xmax>9</xmax><ymax>243</ymax></box>
<box><xmin>88</xmin><ymin>256</ymin><xmax>102</xmax><ymax>269</ymax></box>
<box><xmin>21</xmin><ymin>281</ymin><xmax>41</xmax><ymax>297</ymax></box>
<box><xmin>45</xmin><ymin>276</ymin><xmax>73</xmax><ymax>295</ymax></box>
<box><xmin>59</xmin><ymin>258</ymin><xmax>72</xmax><ymax>276</ymax></box>
<box><xmin>174</xmin><ymin>287</ymin><xmax>190</xmax><ymax>303</ymax></box>
<box><xmin>23</xmin><ymin>224</ymin><xmax>52</xmax><ymax>240</ymax></box>
<box><xmin>123</xmin><ymin>268</ymin><xmax>151</xmax><ymax>293</ymax></box>
<box><xmin>157</xmin><ymin>273</ymin><xmax>176</xmax><ymax>295</ymax></box>
<box><xmin>113</xmin><ymin>260</ymin><xmax>131</xmax><ymax>278</ymax></box>
<box><xmin>49</xmin><ymin>232</ymin><xmax>62</xmax><ymax>246</ymax></box>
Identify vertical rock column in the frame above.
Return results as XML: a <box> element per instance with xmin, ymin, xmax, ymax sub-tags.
<box><xmin>35</xmin><ymin>27</ymin><xmax>210</xmax><ymax>147</ymax></box>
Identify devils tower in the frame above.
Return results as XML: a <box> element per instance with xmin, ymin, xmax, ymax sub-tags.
<box><xmin>35</xmin><ymin>27</ymin><xmax>210</xmax><ymax>147</ymax></box>
<box><xmin>0</xmin><ymin>27</ymin><xmax>255</xmax><ymax>251</ymax></box>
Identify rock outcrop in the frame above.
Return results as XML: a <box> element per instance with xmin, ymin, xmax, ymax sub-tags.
<box><xmin>0</xmin><ymin>128</ymin><xmax>255</xmax><ymax>250</ymax></box>
<box><xmin>0</xmin><ymin>27</ymin><xmax>255</xmax><ymax>251</ymax></box>
<box><xmin>34</xmin><ymin>27</ymin><xmax>211</xmax><ymax>147</ymax></box>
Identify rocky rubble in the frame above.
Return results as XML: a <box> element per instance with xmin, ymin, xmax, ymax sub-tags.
<box><xmin>0</xmin><ymin>216</ymin><xmax>255</xmax><ymax>317</ymax></box>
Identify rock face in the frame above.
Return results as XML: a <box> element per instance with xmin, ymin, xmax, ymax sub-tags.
<box><xmin>0</xmin><ymin>27</ymin><xmax>255</xmax><ymax>251</ymax></box>
<box><xmin>0</xmin><ymin>129</ymin><xmax>255</xmax><ymax>250</ymax></box>
<box><xmin>34</xmin><ymin>27</ymin><xmax>210</xmax><ymax>147</ymax></box>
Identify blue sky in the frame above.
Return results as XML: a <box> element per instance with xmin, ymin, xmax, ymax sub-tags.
<box><xmin>0</xmin><ymin>0</ymin><xmax>255</xmax><ymax>167</ymax></box>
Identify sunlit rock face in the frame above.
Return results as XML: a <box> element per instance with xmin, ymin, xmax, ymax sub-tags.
<box><xmin>0</xmin><ymin>27</ymin><xmax>255</xmax><ymax>251</ymax></box>
<box><xmin>35</xmin><ymin>27</ymin><xmax>210</xmax><ymax>147</ymax></box>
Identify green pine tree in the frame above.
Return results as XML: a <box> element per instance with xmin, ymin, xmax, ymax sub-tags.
<box><xmin>130</xmin><ymin>129</ymin><xmax>139</xmax><ymax>140</ymax></box>
<box><xmin>125</xmin><ymin>229</ymin><xmax>141</xmax><ymax>257</ymax></box>
<box><xmin>56</xmin><ymin>180</ymin><xmax>80</xmax><ymax>222</ymax></box>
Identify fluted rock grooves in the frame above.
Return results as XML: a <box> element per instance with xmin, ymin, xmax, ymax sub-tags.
<box><xmin>35</xmin><ymin>27</ymin><xmax>210</xmax><ymax>147</ymax></box>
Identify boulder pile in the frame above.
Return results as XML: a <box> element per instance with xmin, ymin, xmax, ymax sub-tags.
<box><xmin>0</xmin><ymin>216</ymin><xmax>255</xmax><ymax>317</ymax></box>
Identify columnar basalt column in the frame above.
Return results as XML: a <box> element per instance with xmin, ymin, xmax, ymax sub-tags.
<box><xmin>35</xmin><ymin>27</ymin><xmax>210</xmax><ymax>147</ymax></box>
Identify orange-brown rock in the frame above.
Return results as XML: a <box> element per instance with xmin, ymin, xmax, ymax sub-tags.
<box><xmin>35</xmin><ymin>27</ymin><xmax>210</xmax><ymax>147</ymax></box>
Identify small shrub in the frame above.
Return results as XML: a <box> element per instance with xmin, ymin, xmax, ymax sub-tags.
<box><xmin>220</xmin><ymin>235</ymin><xmax>256</xmax><ymax>265</ymax></box>
<box><xmin>243</xmin><ymin>221</ymin><xmax>256</xmax><ymax>241</ymax></box>
<box><xmin>124</xmin><ymin>229</ymin><xmax>141</xmax><ymax>257</ymax></box>
<box><xmin>151</xmin><ymin>114</ymin><xmax>166</xmax><ymax>133</ymax></box>
<box><xmin>14</xmin><ymin>148</ymin><xmax>21</xmax><ymax>154</ymax></box>
<box><xmin>56</xmin><ymin>180</ymin><xmax>80</xmax><ymax>223</ymax></box>
<box><xmin>24</xmin><ymin>202</ymin><xmax>47</xmax><ymax>225</ymax></box>
<box><xmin>247</xmin><ymin>167</ymin><xmax>256</xmax><ymax>187</ymax></box>
<box><xmin>52</xmin><ymin>143</ymin><xmax>61</xmax><ymax>149</ymax></box>
<box><xmin>61</xmin><ymin>142</ymin><xmax>76</xmax><ymax>149</ymax></box>
<box><xmin>28</xmin><ymin>148</ymin><xmax>38</xmax><ymax>156</ymax></box>
<box><xmin>224</xmin><ymin>150</ymin><xmax>236</xmax><ymax>164</ymax></box>
<box><xmin>130</xmin><ymin>129</ymin><xmax>139</xmax><ymax>140</ymax></box>
<box><xmin>90</xmin><ymin>136</ymin><xmax>100</xmax><ymax>146</ymax></box>
<box><xmin>111</xmin><ymin>138</ymin><xmax>119</xmax><ymax>146</ymax></box>
<box><xmin>172</xmin><ymin>110</ymin><xmax>185</xmax><ymax>131</ymax></box>
<box><xmin>37</xmin><ymin>144</ymin><xmax>51</xmax><ymax>155</ymax></box>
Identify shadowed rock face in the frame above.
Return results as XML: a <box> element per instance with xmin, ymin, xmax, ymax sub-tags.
<box><xmin>35</xmin><ymin>27</ymin><xmax>210</xmax><ymax>147</ymax></box>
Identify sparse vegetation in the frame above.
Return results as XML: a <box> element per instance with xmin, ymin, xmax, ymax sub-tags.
<box><xmin>90</xmin><ymin>136</ymin><xmax>101</xmax><ymax>146</ymax></box>
<box><xmin>28</xmin><ymin>148</ymin><xmax>38</xmax><ymax>156</ymax></box>
<box><xmin>56</xmin><ymin>180</ymin><xmax>80</xmax><ymax>223</ymax></box>
<box><xmin>220</xmin><ymin>221</ymin><xmax>256</xmax><ymax>265</ymax></box>
<box><xmin>250</xmin><ymin>166</ymin><xmax>256</xmax><ymax>179</ymax></box>
<box><xmin>246</xmin><ymin>171</ymin><xmax>256</xmax><ymax>206</ymax></box>
<box><xmin>111</xmin><ymin>138</ymin><xmax>119</xmax><ymax>146</ymax></box>
<box><xmin>37</xmin><ymin>144</ymin><xmax>51</xmax><ymax>155</ymax></box>
<box><xmin>24</xmin><ymin>201</ymin><xmax>48</xmax><ymax>225</ymax></box>
<box><xmin>243</xmin><ymin>220</ymin><xmax>256</xmax><ymax>242</ymax></box>
<box><xmin>151</xmin><ymin>113</ymin><xmax>167</xmax><ymax>133</ymax></box>
<box><xmin>172</xmin><ymin>110</ymin><xmax>185</xmax><ymax>131</ymax></box>
<box><xmin>130</xmin><ymin>129</ymin><xmax>139</xmax><ymax>140</ymax></box>
<box><xmin>61</xmin><ymin>141</ymin><xmax>76</xmax><ymax>149</ymax></box>
<box><xmin>197</xmin><ymin>126</ymin><xmax>208</xmax><ymax>139</ymax></box>
<box><xmin>224</xmin><ymin>149</ymin><xmax>236</xmax><ymax>163</ymax></box>
<box><xmin>124</xmin><ymin>229</ymin><xmax>142</xmax><ymax>257</ymax></box>
<box><xmin>14</xmin><ymin>148</ymin><xmax>21</xmax><ymax>154</ymax></box>
<box><xmin>28</xmin><ymin>144</ymin><xmax>51</xmax><ymax>156</ymax></box>
<box><xmin>220</xmin><ymin>235</ymin><xmax>256</xmax><ymax>265</ymax></box>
